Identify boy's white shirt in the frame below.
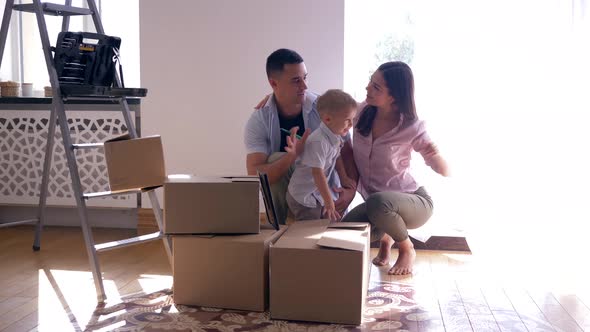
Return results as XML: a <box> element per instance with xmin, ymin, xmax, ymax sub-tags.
<box><xmin>287</xmin><ymin>122</ymin><xmax>343</xmax><ymax>208</ymax></box>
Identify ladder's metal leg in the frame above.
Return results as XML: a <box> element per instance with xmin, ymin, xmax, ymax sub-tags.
<box><xmin>119</xmin><ymin>98</ymin><xmax>138</xmax><ymax>138</ymax></box>
<box><xmin>116</xmin><ymin>83</ymin><xmax>170</xmax><ymax>265</ymax></box>
<box><xmin>56</xmin><ymin>101</ymin><xmax>106</xmax><ymax>302</ymax></box>
<box><xmin>0</xmin><ymin>0</ymin><xmax>15</xmax><ymax>69</ymax></box>
<box><xmin>61</xmin><ymin>111</ymin><xmax>106</xmax><ymax>302</ymax></box>
<box><xmin>147</xmin><ymin>191</ymin><xmax>172</xmax><ymax>263</ymax></box>
<box><xmin>86</xmin><ymin>0</ymin><xmax>104</xmax><ymax>34</ymax></box>
<box><xmin>32</xmin><ymin>0</ymin><xmax>105</xmax><ymax>302</ymax></box>
<box><xmin>118</xmin><ymin>97</ymin><xmax>170</xmax><ymax>263</ymax></box>
<box><xmin>33</xmin><ymin>101</ymin><xmax>58</xmax><ymax>251</ymax></box>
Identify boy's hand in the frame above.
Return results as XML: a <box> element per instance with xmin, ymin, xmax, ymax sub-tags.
<box><xmin>323</xmin><ymin>201</ymin><xmax>341</xmax><ymax>221</ymax></box>
<box><xmin>284</xmin><ymin>127</ymin><xmax>311</xmax><ymax>157</ymax></box>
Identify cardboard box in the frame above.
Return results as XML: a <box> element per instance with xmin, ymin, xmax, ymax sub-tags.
<box><xmin>104</xmin><ymin>134</ymin><xmax>165</xmax><ymax>191</ymax></box>
<box><xmin>164</xmin><ymin>175</ymin><xmax>260</xmax><ymax>234</ymax></box>
<box><xmin>173</xmin><ymin>225</ymin><xmax>286</xmax><ymax>311</ymax></box>
<box><xmin>270</xmin><ymin>220</ymin><xmax>371</xmax><ymax>325</ymax></box>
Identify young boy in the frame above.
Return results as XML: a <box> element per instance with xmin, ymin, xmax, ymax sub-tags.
<box><xmin>286</xmin><ymin>89</ymin><xmax>357</xmax><ymax>221</ymax></box>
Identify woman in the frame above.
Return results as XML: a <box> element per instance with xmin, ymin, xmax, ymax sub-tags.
<box><xmin>342</xmin><ymin>61</ymin><xmax>449</xmax><ymax>275</ymax></box>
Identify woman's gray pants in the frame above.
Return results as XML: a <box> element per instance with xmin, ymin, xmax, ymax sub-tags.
<box><xmin>342</xmin><ymin>187</ymin><xmax>433</xmax><ymax>243</ymax></box>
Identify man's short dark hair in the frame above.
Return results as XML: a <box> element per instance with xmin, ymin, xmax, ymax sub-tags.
<box><xmin>266</xmin><ymin>48</ymin><xmax>304</xmax><ymax>78</ymax></box>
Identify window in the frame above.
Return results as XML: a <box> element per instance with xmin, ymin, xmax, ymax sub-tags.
<box><xmin>344</xmin><ymin>0</ymin><xmax>590</xmax><ymax>244</ymax></box>
<box><xmin>0</xmin><ymin>0</ymin><xmax>139</xmax><ymax>92</ymax></box>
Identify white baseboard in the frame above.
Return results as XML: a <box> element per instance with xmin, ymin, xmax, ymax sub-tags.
<box><xmin>0</xmin><ymin>205</ymin><xmax>137</xmax><ymax>229</ymax></box>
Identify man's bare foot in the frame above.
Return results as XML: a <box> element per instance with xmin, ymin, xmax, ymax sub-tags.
<box><xmin>372</xmin><ymin>234</ymin><xmax>394</xmax><ymax>266</ymax></box>
<box><xmin>388</xmin><ymin>238</ymin><xmax>416</xmax><ymax>275</ymax></box>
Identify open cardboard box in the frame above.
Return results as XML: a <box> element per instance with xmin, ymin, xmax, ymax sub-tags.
<box><xmin>103</xmin><ymin>134</ymin><xmax>165</xmax><ymax>192</ymax></box>
<box><xmin>173</xmin><ymin>225</ymin><xmax>286</xmax><ymax>311</ymax></box>
<box><xmin>270</xmin><ymin>219</ymin><xmax>371</xmax><ymax>325</ymax></box>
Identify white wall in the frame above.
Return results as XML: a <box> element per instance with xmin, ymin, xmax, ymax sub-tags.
<box><xmin>139</xmin><ymin>0</ymin><xmax>344</xmax><ymax>184</ymax></box>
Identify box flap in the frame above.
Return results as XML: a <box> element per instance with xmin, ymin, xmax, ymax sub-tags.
<box><xmin>166</xmin><ymin>174</ymin><xmax>260</xmax><ymax>184</ymax></box>
<box><xmin>171</xmin><ymin>234</ymin><xmax>216</xmax><ymax>239</ymax></box>
<box><xmin>167</xmin><ymin>174</ymin><xmax>194</xmax><ymax>180</ymax></box>
<box><xmin>105</xmin><ymin>133</ymin><xmax>131</xmax><ymax>143</ymax></box>
<box><xmin>105</xmin><ymin>134</ymin><xmax>162</xmax><ymax>143</ymax></box>
<box><xmin>173</xmin><ymin>227</ymin><xmax>283</xmax><ymax>243</ymax></box>
<box><xmin>273</xmin><ymin>220</ymin><xmax>368</xmax><ymax>252</ymax></box>
<box><xmin>222</xmin><ymin>175</ymin><xmax>259</xmax><ymax>182</ymax></box>
<box><xmin>317</xmin><ymin>228</ymin><xmax>368</xmax><ymax>251</ymax></box>
<box><xmin>195</xmin><ymin>234</ymin><xmax>216</xmax><ymax>239</ymax></box>
<box><xmin>273</xmin><ymin>220</ymin><xmax>330</xmax><ymax>249</ymax></box>
<box><xmin>166</xmin><ymin>174</ymin><xmax>231</xmax><ymax>183</ymax></box>
<box><xmin>328</xmin><ymin>222</ymin><xmax>368</xmax><ymax>230</ymax></box>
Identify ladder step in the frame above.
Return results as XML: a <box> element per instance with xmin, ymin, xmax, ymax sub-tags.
<box><xmin>0</xmin><ymin>219</ymin><xmax>38</xmax><ymax>228</ymax></box>
<box><xmin>83</xmin><ymin>189</ymin><xmax>143</xmax><ymax>199</ymax></box>
<box><xmin>13</xmin><ymin>3</ymin><xmax>92</xmax><ymax>16</ymax></box>
<box><xmin>60</xmin><ymin>96</ymin><xmax>131</xmax><ymax>102</ymax></box>
<box><xmin>95</xmin><ymin>231</ymin><xmax>163</xmax><ymax>252</ymax></box>
<box><xmin>61</xmin><ymin>84</ymin><xmax>148</xmax><ymax>98</ymax></box>
<box><xmin>72</xmin><ymin>143</ymin><xmax>104</xmax><ymax>149</ymax></box>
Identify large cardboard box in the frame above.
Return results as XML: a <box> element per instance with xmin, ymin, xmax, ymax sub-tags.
<box><xmin>270</xmin><ymin>220</ymin><xmax>371</xmax><ymax>325</ymax></box>
<box><xmin>164</xmin><ymin>175</ymin><xmax>260</xmax><ymax>234</ymax></box>
<box><xmin>104</xmin><ymin>134</ymin><xmax>165</xmax><ymax>191</ymax></box>
<box><xmin>173</xmin><ymin>225</ymin><xmax>286</xmax><ymax>311</ymax></box>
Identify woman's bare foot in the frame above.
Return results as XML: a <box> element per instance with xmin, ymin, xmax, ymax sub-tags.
<box><xmin>372</xmin><ymin>234</ymin><xmax>394</xmax><ymax>266</ymax></box>
<box><xmin>389</xmin><ymin>238</ymin><xmax>416</xmax><ymax>275</ymax></box>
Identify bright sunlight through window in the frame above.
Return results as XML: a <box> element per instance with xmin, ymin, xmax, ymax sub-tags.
<box><xmin>344</xmin><ymin>0</ymin><xmax>590</xmax><ymax>257</ymax></box>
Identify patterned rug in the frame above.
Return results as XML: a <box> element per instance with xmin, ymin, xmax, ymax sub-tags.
<box><xmin>85</xmin><ymin>281</ymin><xmax>427</xmax><ymax>331</ymax></box>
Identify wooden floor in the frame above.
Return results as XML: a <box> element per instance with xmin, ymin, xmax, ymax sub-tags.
<box><xmin>0</xmin><ymin>225</ymin><xmax>589</xmax><ymax>331</ymax></box>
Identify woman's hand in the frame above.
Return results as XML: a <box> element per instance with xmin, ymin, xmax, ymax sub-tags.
<box><xmin>422</xmin><ymin>142</ymin><xmax>450</xmax><ymax>177</ymax></box>
<box><xmin>431</xmin><ymin>155</ymin><xmax>451</xmax><ymax>177</ymax></box>
<box><xmin>333</xmin><ymin>186</ymin><xmax>355</xmax><ymax>215</ymax></box>
<box><xmin>423</xmin><ymin>142</ymin><xmax>439</xmax><ymax>156</ymax></box>
<box><xmin>339</xmin><ymin>176</ymin><xmax>357</xmax><ymax>190</ymax></box>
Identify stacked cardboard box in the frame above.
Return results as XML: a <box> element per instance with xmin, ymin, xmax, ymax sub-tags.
<box><xmin>164</xmin><ymin>177</ymin><xmax>371</xmax><ymax>325</ymax></box>
<box><xmin>173</xmin><ymin>225</ymin><xmax>285</xmax><ymax>311</ymax></box>
<box><xmin>270</xmin><ymin>219</ymin><xmax>371</xmax><ymax>325</ymax></box>
<box><xmin>165</xmin><ymin>175</ymin><xmax>283</xmax><ymax>312</ymax></box>
<box><xmin>164</xmin><ymin>175</ymin><xmax>260</xmax><ymax>234</ymax></box>
<box><xmin>105</xmin><ymin>137</ymin><xmax>373</xmax><ymax>325</ymax></box>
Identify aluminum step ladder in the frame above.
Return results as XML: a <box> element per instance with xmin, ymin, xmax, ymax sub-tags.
<box><xmin>0</xmin><ymin>0</ymin><xmax>172</xmax><ymax>302</ymax></box>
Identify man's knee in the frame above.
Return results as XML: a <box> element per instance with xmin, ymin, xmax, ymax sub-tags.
<box><xmin>267</xmin><ymin>152</ymin><xmax>295</xmax><ymax>179</ymax></box>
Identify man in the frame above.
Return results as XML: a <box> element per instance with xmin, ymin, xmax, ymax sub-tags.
<box><xmin>244</xmin><ymin>48</ymin><xmax>356</xmax><ymax>224</ymax></box>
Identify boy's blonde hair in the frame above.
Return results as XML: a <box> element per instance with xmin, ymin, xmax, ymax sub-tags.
<box><xmin>317</xmin><ymin>89</ymin><xmax>357</xmax><ymax>116</ymax></box>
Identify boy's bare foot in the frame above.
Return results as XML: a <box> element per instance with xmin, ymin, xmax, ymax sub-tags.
<box><xmin>372</xmin><ymin>234</ymin><xmax>394</xmax><ymax>266</ymax></box>
<box><xmin>389</xmin><ymin>238</ymin><xmax>416</xmax><ymax>275</ymax></box>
